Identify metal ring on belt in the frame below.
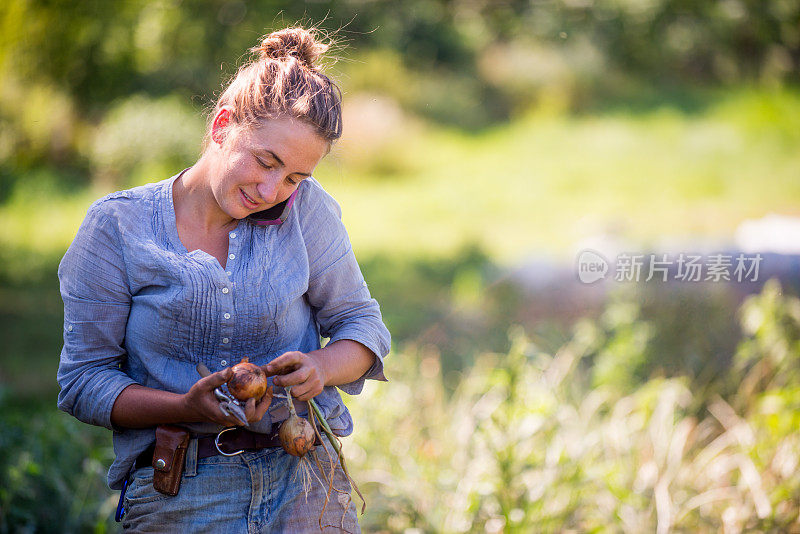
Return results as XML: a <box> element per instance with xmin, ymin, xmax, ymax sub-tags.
<box><xmin>135</xmin><ymin>426</ymin><xmax>321</xmax><ymax>469</ymax></box>
<box><xmin>215</xmin><ymin>427</ymin><xmax>244</xmax><ymax>456</ymax></box>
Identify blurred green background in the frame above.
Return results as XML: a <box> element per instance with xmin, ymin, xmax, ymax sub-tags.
<box><xmin>2</xmin><ymin>1</ymin><xmax>800</xmax><ymax>532</ymax></box>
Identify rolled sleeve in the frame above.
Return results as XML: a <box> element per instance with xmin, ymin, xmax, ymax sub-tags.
<box><xmin>57</xmin><ymin>205</ymin><xmax>137</xmax><ymax>430</ymax></box>
<box><xmin>300</xmin><ymin>181</ymin><xmax>391</xmax><ymax>395</ymax></box>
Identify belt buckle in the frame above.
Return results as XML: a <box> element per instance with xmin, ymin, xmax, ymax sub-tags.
<box><xmin>214</xmin><ymin>427</ymin><xmax>245</xmax><ymax>457</ymax></box>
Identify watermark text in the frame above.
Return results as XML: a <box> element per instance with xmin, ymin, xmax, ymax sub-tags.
<box><xmin>576</xmin><ymin>250</ymin><xmax>762</xmax><ymax>284</ymax></box>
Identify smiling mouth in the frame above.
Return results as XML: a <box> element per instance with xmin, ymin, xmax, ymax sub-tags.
<box><xmin>240</xmin><ymin>189</ymin><xmax>260</xmax><ymax>207</ymax></box>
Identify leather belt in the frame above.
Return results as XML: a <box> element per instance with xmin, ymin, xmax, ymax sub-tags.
<box><xmin>135</xmin><ymin>426</ymin><xmax>321</xmax><ymax>469</ymax></box>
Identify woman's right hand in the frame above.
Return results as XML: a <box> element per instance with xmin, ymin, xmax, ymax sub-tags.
<box><xmin>111</xmin><ymin>369</ymin><xmax>272</xmax><ymax>429</ymax></box>
<box><xmin>182</xmin><ymin>368</ymin><xmax>272</xmax><ymax>426</ymax></box>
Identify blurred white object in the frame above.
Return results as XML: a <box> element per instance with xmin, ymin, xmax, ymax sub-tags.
<box><xmin>735</xmin><ymin>214</ymin><xmax>800</xmax><ymax>254</ymax></box>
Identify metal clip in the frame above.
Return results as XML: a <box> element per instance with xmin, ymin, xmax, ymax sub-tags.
<box><xmin>214</xmin><ymin>427</ymin><xmax>244</xmax><ymax>457</ymax></box>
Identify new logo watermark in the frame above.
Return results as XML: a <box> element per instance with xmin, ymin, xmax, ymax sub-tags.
<box><xmin>576</xmin><ymin>250</ymin><xmax>763</xmax><ymax>284</ymax></box>
<box><xmin>576</xmin><ymin>249</ymin><xmax>610</xmax><ymax>284</ymax></box>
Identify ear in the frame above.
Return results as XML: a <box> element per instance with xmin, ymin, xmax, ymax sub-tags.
<box><xmin>210</xmin><ymin>107</ymin><xmax>233</xmax><ymax>146</ymax></box>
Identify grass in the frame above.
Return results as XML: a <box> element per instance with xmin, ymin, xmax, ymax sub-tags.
<box><xmin>319</xmin><ymin>86</ymin><xmax>800</xmax><ymax>262</ymax></box>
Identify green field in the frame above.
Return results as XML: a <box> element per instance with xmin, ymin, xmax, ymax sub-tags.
<box><xmin>329</xmin><ymin>88</ymin><xmax>800</xmax><ymax>262</ymax></box>
<box><xmin>2</xmin><ymin>88</ymin><xmax>798</xmax><ymax>270</ymax></box>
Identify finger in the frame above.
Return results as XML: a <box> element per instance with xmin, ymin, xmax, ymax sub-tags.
<box><xmin>272</xmin><ymin>366</ymin><xmax>311</xmax><ymax>388</ymax></box>
<box><xmin>263</xmin><ymin>352</ymin><xmax>304</xmax><ymax>376</ymax></box>
<box><xmin>199</xmin><ymin>397</ymin><xmax>229</xmax><ymax>424</ymax></box>
<box><xmin>227</xmin><ymin>409</ymin><xmax>248</xmax><ymax>427</ymax></box>
<box><xmin>210</xmin><ymin>401</ymin><xmax>243</xmax><ymax>426</ymax></box>
<box><xmin>244</xmin><ymin>398</ymin><xmax>256</xmax><ymax>421</ymax></box>
<box><xmin>259</xmin><ymin>387</ymin><xmax>273</xmax><ymax>408</ymax></box>
<box><xmin>197</xmin><ymin>395</ymin><xmax>239</xmax><ymax>427</ymax></box>
<box><xmin>214</xmin><ymin>407</ymin><xmax>241</xmax><ymax>427</ymax></box>
<box><xmin>290</xmin><ymin>383</ymin><xmax>313</xmax><ymax>401</ymax></box>
<box><xmin>200</xmin><ymin>368</ymin><xmax>232</xmax><ymax>389</ymax></box>
<box><xmin>252</xmin><ymin>387</ymin><xmax>272</xmax><ymax>422</ymax></box>
<box><xmin>292</xmin><ymin>381</ymin><xmax>324</xmax><ymax>401</ymax></box>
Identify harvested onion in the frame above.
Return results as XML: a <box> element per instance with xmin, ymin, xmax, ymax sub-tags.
<box><xmin>279</xmin><ymin>413</ymin><xmax>316</xmax><ymax>457</ymax></box>
<box><xmin>226</xmin><ymin>357</ymin><xmax>268</xmax><ymax>401</ymax></box>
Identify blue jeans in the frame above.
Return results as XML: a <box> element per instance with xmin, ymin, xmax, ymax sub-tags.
<box><xmin>122</xmin><ymin>435</ymin><xmax>361</xmax><ymax>533</ymax></box>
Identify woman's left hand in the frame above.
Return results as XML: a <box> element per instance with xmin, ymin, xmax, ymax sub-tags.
<box><xmin>262</xmin><ymin>351</ymin><xmax>327</xmax><ymax>401</ymax></box>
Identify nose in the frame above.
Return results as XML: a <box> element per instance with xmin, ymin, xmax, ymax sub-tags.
<box><xmin>256</xmin><ymin>176</ymin><xmax>280</xmax><ymax>204</ymax></box>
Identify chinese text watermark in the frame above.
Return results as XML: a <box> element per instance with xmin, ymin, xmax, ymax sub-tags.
<box><xmin>577</xmin><ymin>250</ymin><xmax>762</xmax><ymax>284</ymax></box>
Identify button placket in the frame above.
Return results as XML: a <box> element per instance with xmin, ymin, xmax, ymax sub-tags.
<box><xmin>217</xmin><ymin>227</ymin><xmax>240</xmax><ymax>366</ymax></box>
<box><xmin>225</xmin><ymin>229</ymin><xmax>239</xmax><ymax>277</ymax></box>
<box><xmin>218</xmin><ymin>281</ymin><xmax>234</xmax><ymax>366</ymax></box>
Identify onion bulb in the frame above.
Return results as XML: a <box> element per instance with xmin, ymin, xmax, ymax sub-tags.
<box><xmin>227</xmin><ymin>357</ymin><xmax>268</xmax><ymax>401</ymax></box>
<box><xmin>279</xmin><ymin>413</ymin><xmax>316</xmax><ymax>457</ymax></box>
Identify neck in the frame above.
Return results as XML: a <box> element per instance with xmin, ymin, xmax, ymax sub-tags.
<box><xmin>174</xmin><ymin>157</ymin><xmax>237</xmax><ymax>233</ymax></box>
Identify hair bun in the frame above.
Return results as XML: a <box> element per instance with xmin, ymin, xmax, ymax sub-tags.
<box><xmin>254</xmin><ymin>27</ymin><xmax>329</xmax><ymax>67</ymax></box>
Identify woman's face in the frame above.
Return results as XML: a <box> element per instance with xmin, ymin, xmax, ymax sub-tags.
<box><xmin>209</xmin><ymin>115</ymin><xmax>329</xmax><ymax>221</ymax></box>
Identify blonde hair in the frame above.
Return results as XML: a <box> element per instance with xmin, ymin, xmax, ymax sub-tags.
<box><xmin>206</xmin><ymin>27</ymin><xmax>342</xmax><ymax>146</ymax></box>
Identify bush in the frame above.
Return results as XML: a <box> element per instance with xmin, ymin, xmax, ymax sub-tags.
<box><xmin>89</xmin><ymin>95</ymin><xmax>204</xmax><ymax>188</ymax></box>
<box><xmin>0</xmin><ymin>396</ymin><xmax>117</xmax><ymax>533</ymax></box>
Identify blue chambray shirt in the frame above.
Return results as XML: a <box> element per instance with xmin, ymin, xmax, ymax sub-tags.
<box><xmin>57</xmin><ymin>172</ymin><xmax>390</xmax><ymax>490</ymax></box>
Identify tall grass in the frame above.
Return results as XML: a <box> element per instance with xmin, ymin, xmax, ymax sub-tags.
<box><xmin>1</xmin><ymin>280</ymin><xmax>796</xmax><ymax>532</ymax></box>
<box><xmin>346</xmin><ymin>280</ymin><xmax>800</xmax><ymax>533</ymax></box>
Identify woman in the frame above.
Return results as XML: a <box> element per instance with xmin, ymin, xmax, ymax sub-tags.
<box><xmin>57</xmin><ymin>27</ymin><xmax>390</xmax><ymax>532</ymax></box>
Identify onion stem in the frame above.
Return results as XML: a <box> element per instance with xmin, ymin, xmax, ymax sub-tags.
<box><xmin>282</xmin><ymin>388</ymin><xmax>365</xmax><ymax>514</ymax></box>
<box><xmin>309</xmin><ymin>398</ymin><xmax>365</xmax><ymax>514</ymax></box>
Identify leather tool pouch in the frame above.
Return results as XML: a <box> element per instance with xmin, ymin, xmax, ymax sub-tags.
<box><xmin>152</xmin><ymin>425</ymin><xmax>190</xmax><ymax>496</ymax></box>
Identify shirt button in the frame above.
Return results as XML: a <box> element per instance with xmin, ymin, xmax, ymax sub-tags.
<box><xmin>221</xmin><ymin>359</ymin><xmax>228</xmax><ymax>366</ymax></box>
<box><xmin>67</xmin><ymin>324</ymin><xmax>73</xmax><ymax>332</ymax></box>
<box><xmin>222</xmin><ymin>287</ymin><xmax>229</xmax><ymax>294</ymax></box>
<box><xmin>222</xmin><ymin>337</ymin><xmax>230</xmax><ymax>344</ymax></box>
<box><xmin>230</xmin><ymin>232</ymin><xmax>236</xmax><ymax>239</ymax></box>
<box><xmin>224</xmin><ymin>313</ymin><xmax>231</xmax><ymax>320</ymax></box>
<box><xmin>228</xmin><ymin>253</ymin><xmax>235</xmax><ymax>260</ymax></box>
<box><xmin>226</xmin><ymin>271</ymin><xmax>232</xmax><ymax>276</ymax></box>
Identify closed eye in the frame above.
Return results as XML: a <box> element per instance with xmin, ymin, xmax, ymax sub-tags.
<box><xmin>256</xmin><ymin>154</ymin><xmax>303</xmax><ymax>186</ymax></box>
